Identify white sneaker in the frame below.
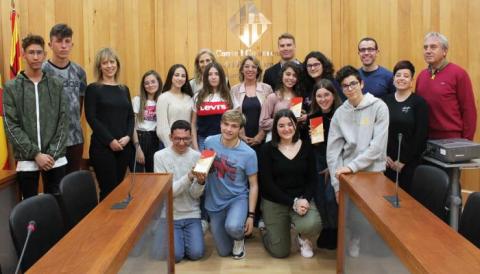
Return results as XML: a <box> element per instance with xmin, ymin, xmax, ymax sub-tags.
<box><xmin>348</xmin><ymin>237</ymin><xmax>360</xmax><ymax>258</ymax></box>
<box><xmin>258</xmin><ymin>218</ymin><xmax>266</xmax><ymax>231</ymax></box>
<box><xmin>201</xmin><ymin>220</ymin><xmax>209</xmax><ymax>234</ymax></box>
<box><xmin>296</xmin><ymin>235</ymin><xmax>314</xmax><ymax>258</ymax></box>
<box><xmin>232</xmin><ymin>239</ymin><xmax>246</xmax><ymax>259</ymax></box>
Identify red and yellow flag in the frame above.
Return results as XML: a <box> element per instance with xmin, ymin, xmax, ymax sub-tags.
<box><xmin>10</xmin><ymin>3</ymin><xmax>21</xmax><ymax>78</ymax></box>
<box><xmin>0</xmin><ymin>73</ymin><xmax>9</xmax><ymax>169</ymax></box>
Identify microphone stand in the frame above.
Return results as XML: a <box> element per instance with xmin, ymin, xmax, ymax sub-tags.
<box><xmin>15</xmin><ymin>221</ymin><xmax>36</xmax><ymax>274</ymax></box>
<box><xmin>112</xmin><ymin>118</ymin><xmax>139</xmax><ymax>210</ymax></box>
<box><xmin>384</xmin><ymin>133</ymin><xmax>403</xmax><ymax>208</ymax></box>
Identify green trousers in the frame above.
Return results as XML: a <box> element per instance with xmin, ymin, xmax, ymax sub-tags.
<box><xmin>261</xmin><ymin>198</ymin><xmax>322</xmax><ymax>258</ymax></box>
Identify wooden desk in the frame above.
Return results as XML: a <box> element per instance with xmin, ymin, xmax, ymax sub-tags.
<box><xmin>337</xmin><ymin>172</ymin><xmax>480</xmax><ymax>274</ymax></box>
<box><xmin>27</xmin><ymin>173</ymin><xmax>174</xmax><ymax>274</ymax></box>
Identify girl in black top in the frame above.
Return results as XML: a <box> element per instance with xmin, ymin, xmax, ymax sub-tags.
<box><xmin>85</xmin><ymin>48</ymin><xmax>134</xmax><ymax>200</ymax></box>
<box><xmin>307</xmin><ymin>79</ymin><xmax>342</xmax><ymax>249</ymax></box>
<box><xmin>382</xmin><ymin>60</ymin><xmax>428</xmax><ymax>194</ymax></box>
<box><xmin>260</xmin><ymin>109</ymin><xmax>321</xmax><ymax>258</ymax></box>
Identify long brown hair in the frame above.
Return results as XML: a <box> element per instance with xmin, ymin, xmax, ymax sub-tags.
<box><xmin>195</xmin><ymin>62</ymin><xmax>233</xmax><ymax>110</ymax></box>
<box><xmin>138</xmin><ymin>70</ymin><xmax>163</xmax><ymax>123</ymax></box>
<box><xmin>277</xmin><ymin>61</ymin><xmax>303</xmax><ymax>98</ymax></box>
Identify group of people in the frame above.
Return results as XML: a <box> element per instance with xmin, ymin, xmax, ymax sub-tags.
<box><xmin>2</xmin><ymin>23</ymin><xmax>477</xmax><ymax>263</ymax></box>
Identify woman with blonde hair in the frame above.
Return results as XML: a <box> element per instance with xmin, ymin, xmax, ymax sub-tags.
<box><xmin>85</xmin><ymin>47</ymin><xmax>134</xmax><ymax>200</ymax></box>
<box><xmin>231</xmin><ymin>56</ymin><xmax>273</xmax><ymax>149</ymax></box>
<box><xmin>190</xmin><ymin>49</ymin><xmax>216</xmax><ymax>94</ymax></box>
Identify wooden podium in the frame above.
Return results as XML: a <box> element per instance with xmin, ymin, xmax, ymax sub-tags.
<box><xmin>337</xmin><ymin>172</ymin><xmax>480</xmax><ymax>274</ymax></box>
<box><xmin>27</xmin><ymin>173</ymin><xmax>174</xmax><ymax>274</ymax></box>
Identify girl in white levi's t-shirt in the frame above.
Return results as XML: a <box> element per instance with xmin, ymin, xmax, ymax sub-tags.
<box><xmin>132</xmin><ymin>70</ymin><xmax>163</xmax><ymax>172</ymax></box>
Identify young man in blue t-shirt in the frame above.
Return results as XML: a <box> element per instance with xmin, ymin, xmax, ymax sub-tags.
<box><xmin>204</xmin><ymin>110</ymin><xmax>258</xmax><ymax>260</ymax></box>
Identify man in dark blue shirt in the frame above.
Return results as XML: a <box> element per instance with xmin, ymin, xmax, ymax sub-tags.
<box><xmin>357</xmin><ymin>37</ymin><xmax>395</xmax><ymax>98</ymax></box>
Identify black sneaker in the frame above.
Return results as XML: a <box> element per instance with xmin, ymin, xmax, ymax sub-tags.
<box><xmin>232</xmin><ymin>239</ymin><xmax>245</xmax><ymax>259</ymax></box>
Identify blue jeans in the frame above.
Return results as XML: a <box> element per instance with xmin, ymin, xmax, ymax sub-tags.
<box><xmin>208</xmin><ymin>198</ymin><xmax>248</xmax><ymax>256</ymax></box>
<box><xmin>198</xmin><ymin>135</ymin><xmax>207</xmax><ymax>151</ymax></box>
<box><xmin>173</xmin><ymin>218</ymin><xmax>205</xmax><ymax>262</ymax></box>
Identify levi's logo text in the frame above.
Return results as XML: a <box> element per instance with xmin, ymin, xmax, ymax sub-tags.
<box><xmin>197</xmin><ymin>101</ymin><xmax>229</xmax><ymax>116</ymax></box>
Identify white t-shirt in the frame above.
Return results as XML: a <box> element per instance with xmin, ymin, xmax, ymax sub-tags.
<box><xmin>132</xmin><ymin>96</ymin><xmax>157</xmax><ymax>131</ymax></box>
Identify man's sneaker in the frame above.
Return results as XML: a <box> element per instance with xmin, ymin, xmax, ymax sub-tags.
<box><xmin>201</xmin><ymin>220</ymin><xmax>209</xmax><ymax>234</ymax></box>
<box><xmin>296</xmin><ymin>235</ymin><xmax>314</xmax><ymax>258</ymax></box>
<box><xmin>348</xmin><ymin>237</ymin><xmax>360</xmax><ymax>258</ymax></box>
<box><xmin>232</xmin><ymin>239</ymin><xmax>246</xmax><ymax>259</ymax></box>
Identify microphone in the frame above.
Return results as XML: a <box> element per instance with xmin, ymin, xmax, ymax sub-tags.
<box><xmin>112</xmin><ymin>117</ymin><xmax>140</xmax><ymax>210</ymax></box>
<box><xmin>384</xmin><ymin>133</ymin><xmax>403</xmax><ymax>208</ymax></box>
<box><xmin>394</xmin><ymin>133</ymin><xmax>403</xmax><ymax>207</ymax></box>
<box><xmin>14</xmin><ymin>220</ymin><xmax>36</xmax><ymax>274</ymax></box>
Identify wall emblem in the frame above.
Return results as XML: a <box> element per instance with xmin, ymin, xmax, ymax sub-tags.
<box><xmin>229</xmin><ymin>2</ymin><xmax>271</xmax><ymax>48</ymax></box>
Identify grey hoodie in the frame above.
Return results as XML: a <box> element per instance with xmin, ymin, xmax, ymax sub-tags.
<box><xmin>327</xmin><ymin>93</ymin><xmax>389</xmax><ymax>192</ymax></box>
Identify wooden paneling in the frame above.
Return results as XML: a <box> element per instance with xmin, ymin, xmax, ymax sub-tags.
<box><xmin>1</xmin><ymin>0</ymin><xmax>479</xmax><ymax>190</ymax></box>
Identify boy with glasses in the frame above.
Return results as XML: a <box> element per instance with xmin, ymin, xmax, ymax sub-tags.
<box><xmin>357</xmin><ymin>37</ymin><xmax>394</xmax><ymax>98</ymax></box>
<box><xmin>327</xmin><ymin>65</ymin><xmax>389</xmax><ymax>257</ymax></box>
<box><xmin>153</xmin><ymin>120</ymin><xmax>206</xmax><ymax>263</ymax></box>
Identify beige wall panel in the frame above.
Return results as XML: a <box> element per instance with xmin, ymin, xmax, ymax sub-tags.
<box><xmin>462</xmin><ymin>0</ymin><xmax>480</xmax><ymax>191</ymax></box>
<box><xmin>186</xmin><ymin>0</ymin><xmax>199</xmax><ymax>78</ymax></box>
<box><xmin>258</xmin><ymin>0</ymin><xmax>274</xmax><ymax>69</ymax></box>
<box><xmin>154</xmin><ymin>0</ymin><xmax>166</xmax><ymax>77</ymax></box>
<box><xmin>0</xmin><ymin>0</ymin><xmax>7</xmax><ymax>77</ymax></box>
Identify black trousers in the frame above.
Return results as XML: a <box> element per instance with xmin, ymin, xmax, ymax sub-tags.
<box><xmin>130</xmin><ymin>130</ymin><xmax>160</xmax><ymax>172</ymax></box>
<box><xmin>65</xmin><ymin>143</ymin><xmax>84</xmax><ymax>174</ymax></box>
<box><xmin>90</xmin><ymin>143</ymin><xmax>131</xmax><ymax>200</ymax></box>
<box><xmin>17</xmin><ymin>165</ymin><xmax>66</xmax><ymax>199</ymax></box>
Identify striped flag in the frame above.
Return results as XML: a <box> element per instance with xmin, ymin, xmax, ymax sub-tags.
<box><xmin>10</xmin><ymin>3</ymin><xmax>21</xmax><ymax>78</ymax></box>
<box><xmin>0</xmin><ymin>73</ymin><xmax>9</xmax><ymax>169</ymax></box>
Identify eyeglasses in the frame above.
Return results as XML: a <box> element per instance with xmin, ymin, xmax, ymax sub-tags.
<box><xmin>172</xmin><ymin>137</ymin><xmax>192</xmax><ymax>143</ymax></box>
<box><xmin>306</xmin><ymin>63</ymin><xmax>322</xmax><ymax>70</ymax></box>
<box><xmin>342</xmin><ymin>81</ymin><xmax>360</xmax><ymax>91</ymax></box>
<box><xmin>358</xmin><ymin>47</ymin><xmax>377</xmax><ymax>53</ymax></box>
